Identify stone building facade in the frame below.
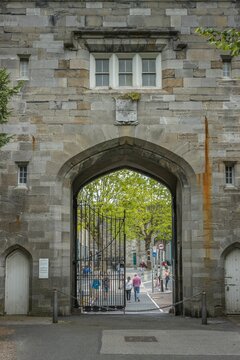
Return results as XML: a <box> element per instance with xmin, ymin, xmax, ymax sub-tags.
<box><xmin>0</xmin><ymin>0</ymin><xmax>240</xmax><ymax>316</ymax></box>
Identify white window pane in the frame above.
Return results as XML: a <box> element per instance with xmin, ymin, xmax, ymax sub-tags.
<box><xmin>119</xmin><ymin>60</ymin><xmax>125</xmax><ymax>72</ymax></box>
<box><xmin>149</xmin><ymin>59</ymin><xmax>156</xmax><ymax>72</ymax></box>
<box><xmin>119</xmin><ymin>59</ymin><xmax>132</xmax><ymax>73</ymax></box>
<box><xmin>95</xmin><ymin>59</ymin><xmax>109</xmax><ymax>86</ymax></box>
<box><xmin>19</xmin><ymin>165</ymin><xmax>27</xmax><ymax>184</ymax></box>
<box><xmin>119</xmin><ymin>74</ymin><xmax>132</xmax><ymax>86</ymax></box>
<box><xmin>96</xmin><ymin>59</ymin><xmax>109</xmax><ymax>73</ymax></box>
<box><xmin>126</xmin><ymin>59</ymin><xmax>132</xmax><ymax>72</ymax></box>
<box><xmin>142</xmin><ymin>59</ymin><xmax>148</xmax><ymax>72</ymax></box>
<box><xmin>142</xmin><ymin>74</ymin><xmax>156</xmax><ymax>86</ymax></box>
<box><xmin>223</xmin><ymin>62</ymin><xmax>231</xmax><ymax>77</ymax></box>
<box><xmin>96</xmin><ymin>74</ymin><xmax>109</xmax><ymax>86</ymax></box>
<box><xmin>20</xmin><ymin>59</ymin><xmax>29</xmax><ymax>78</ymax></box>
<box><xmin>102</xmin><ymin>74</ymin><xmax>109</xmax><ymax>86</ymax></box>
<box><xmin>142</xmin><ymin>59</ymin><xmax>156</xmax><ymax>72</ymax></box>
<box><xmin>96</xmin><ymin>60</ymin><xmax>102</xmax><ymax>72</ymax></box>
<box><xmin>103</xmin><ymin>59</ymin><xmax>109</xmax><ymax>72</ymax></box>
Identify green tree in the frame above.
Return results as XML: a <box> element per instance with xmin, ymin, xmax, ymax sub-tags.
<box><xmin>0</xmin><ymin>68</ymin><xmax>23</xmax><ymax>148</ymax></box>
<box><xmin>78</xmin><ymin>170</ymin><xmax>172</xmax><ymax>256</ymax></box>
<box><xmin>195</xmin><ymin>27</ymin><xmax>240</xmax><ymax>57</ymax></box>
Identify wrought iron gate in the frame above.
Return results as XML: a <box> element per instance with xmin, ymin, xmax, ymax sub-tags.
<box><xmin>75</xmin><ymin>202</ymin><xmax>126</xmax><ymax>312</ymax></box>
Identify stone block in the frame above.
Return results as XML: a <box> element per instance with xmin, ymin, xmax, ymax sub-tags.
<box><xmin>170</xmin><ymin>15</ymin><xmax>181</xmax><ymax>28</ymax></box>
<box><xmin>62</xmin><ymin>101</ymin><xmax>77</xmax><ymax>110</ymax></box>
<box><xmin>67</xmin><ymin>78</ymin><xmax>89</xmax><ymax>88</ymax></box>
<box><xmin>163</xmin><ymin>78</ymin><xmax>183</xmax><ymax>88</ymax></box>
<box><xmin>54</xmin><ymin>69</ymin><xmax>88</xmax><ymax>78</ymax></box>
<box><xmin>77</xmin><ymin>101</ymin><xmax>91</xmax><ymax>110</ymax></box>
<box><xmin>169</xmin><ymin>102</ymin><xmax>203</xmax><ymax>111</ymax></box>
<box><xmin>69</xmin><ymin>59</ymin><xmax>89</xmax><ymax>70</ymax></box>
<box><xmin>26</xmin><ymin>8</ymin><xmax>41</xmax><ymax>15</ymax></box>
<box><xmin>58</xmin><ymin>60</ymin><xmax>70</xmax><ymax>69</ymax></box>
<box><xmin>162</xmin><ymin>69</ymin><xmax>175</xmax><ymax>79</ymax></box>
<box><xmin>166</xmin><ymin>9</ymin><xmax>188</xmax><ymax>16</ymax></box>
<box><xmin>187</xmin><ymin>49</ymin><xmax>216</xmax><ymax>61</ymax></box>
<box><xmin>31</xmin><ymin>60</ymin><xmax>58</xmax><ymax>69</ymax></box>
<box><xmin>211</xmin><ymin>61</ymin><xmax>222</xmax><ymax>69</ymax></box>
<box><xmin>19</xmin><ymin>15</ymin><xmax>49</xmax><ymax>27</ymax></box>
<box><xmin>103</xmin><ymin>16</ymin><xmax>127</xmax><ymax>27</ymax></box>
<box><xmin>85</xmin><ymin>15</ymin><xmax>102</xmax><ymax>27</ymax></box>
<box><xmin>193</xmin><ymin>69</ymin><xmax>206</xmax><ymax>78</ymax></box>
<box><xmin>86</xmin><ymin>2</ymin><xmax>103</xmax><ymax>8</ymax></box>
<box><xmin>130</xmin><ymin>8</ymin><xmax>151</xmax><ymax>16</ymax></box>
<box><xmin>144</xmin><ymin>16</ymin><xmax>170</xmax><ymax>27</ymax></box>
<box><xmin>66</xmin><ymin>16</ymin><xmax>85</xmax><ymax>27</ymax></box>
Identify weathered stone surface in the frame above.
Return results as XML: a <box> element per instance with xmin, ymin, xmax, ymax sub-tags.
<box><xmin>0</xmin><ymin>0</ymin><xmax>240</xmax><ymax>319</ymax></box>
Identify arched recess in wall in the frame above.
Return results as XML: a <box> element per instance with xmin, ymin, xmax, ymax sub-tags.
<box><xmin>58</xmin><ymin>137</ymin><xmax>196</xmax><ymax>314</ymax></box>
<box><xmin>221</xmin><ymin>242</ymin><xmax>240</xmax><ymax>315</ymax></box>
<box><xmin>2</xmin><ymin>245</ymin><xmax>32</xmax><ymax>315</ymax></box>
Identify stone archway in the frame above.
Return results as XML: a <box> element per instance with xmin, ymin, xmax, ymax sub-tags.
<box><xmin>58</xmin><ymin>137</ymin><xmax>197</xmax><ymax>315</ymax></box>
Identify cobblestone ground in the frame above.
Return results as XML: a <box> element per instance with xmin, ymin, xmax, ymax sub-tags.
<box><xmin>0</xmin><ymin>327</ymin><xmax>16</xmax><ymax>360</ymax></box>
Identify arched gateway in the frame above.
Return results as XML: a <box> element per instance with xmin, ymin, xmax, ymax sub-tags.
<box><xmin>58</xmin><ymin>137</ymin><xmax>201</xmax><ymax>316</ymax></box>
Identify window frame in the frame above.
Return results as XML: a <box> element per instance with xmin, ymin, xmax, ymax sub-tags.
<box><xmin>18</xmin><ymin>56</ymin><xmax>30</xmax><ymax>80</ymax></box>
<box><xmin>90</xmin><ymin>53</ymin><xmax>162</xmax><ymax>89</ymax></box>
<box><xmin>225</xmin><ymin>163</ymin><xmax>235</xmax><ymax>187</ymax></box>
<box><xmin>17</xmin><ymin>163</ymin><xmax>28</xmax><ymax>186</ymax></box>
<box><xmin>222</xmin><ymin>61</ymin><xmax>231</xmax><ymax>78</ymax></box>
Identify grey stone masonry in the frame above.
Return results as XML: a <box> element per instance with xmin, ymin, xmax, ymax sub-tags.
<box><xmin>0</xmin><ymin>0</ymin><xmax>240</xmax><ymax>318</ymax></box>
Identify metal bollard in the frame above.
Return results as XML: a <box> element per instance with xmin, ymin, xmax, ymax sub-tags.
<box><xmin>160</xmin><ymin>279</ymin><xmax>164</xmax><ymax>292</ymax></box>
<box><xmin>53</xmin><ymin>288</ymin><xmax>58</xmax><ymax>324</ymax></box>
<box><xmin>201</xmin><ymin>291</ymin><xmax>207</xmax><ymax>325</ymax></box>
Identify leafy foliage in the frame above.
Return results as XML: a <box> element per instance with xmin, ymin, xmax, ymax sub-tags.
<box><xmin>78</xmin><ymin>170</ymin><xmax>172</xmax><ymax>252</ymax></box>
<box><xmin>195</xmin><ymin>27</ymin><xmax>240</xmax><ymax>57</ymax></box>
<box><xmin>0</xmin><ymin>68</ymin><xmax>23</xmax><ymax>148</ymax></box>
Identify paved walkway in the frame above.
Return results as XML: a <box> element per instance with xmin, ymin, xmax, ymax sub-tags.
<box><xmin>1</xmin><ymin>271</ymin><xmax>240</xmax><ymax>359</ymax></box>
<box><xmin>1</xmin><ymin>313</ymin><xmax>240</xmax><ymax>360</ymax></box>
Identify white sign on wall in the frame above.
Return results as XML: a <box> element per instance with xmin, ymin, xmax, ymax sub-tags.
<box><xmin>39</xmin><ymin>258</ymin><xmax>49</xmax><ymax>279</ymax></box>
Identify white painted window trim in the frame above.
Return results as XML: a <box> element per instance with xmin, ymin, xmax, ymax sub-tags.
<box><xmin>17</xmin><ymin>163</ymin><xmax>28</xmax><ymax>187</ymax></box>
<box><xmin>224</xmin><ymin>163</ymin><xmax>236</xmax><ymax>188</ymax></box>
<box><xmin>222</xmin><ymin>61</ymin><xmax>231</xmax><ymax>78</ymax></box>
<box><xmin>18</xmin><ymin>56</ymin><xmax>30</xmax><ymax>80</ymax></box>
<box><xmin>90</xmin><ymin>52</ymin><xmax>162</xmax><ymax>89</ymax></box>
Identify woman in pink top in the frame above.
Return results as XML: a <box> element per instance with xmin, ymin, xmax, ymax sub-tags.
<box><xmin>132</xmin><ymin>274</ymin><xmax>141</xmax><ymax>302</ymax></box>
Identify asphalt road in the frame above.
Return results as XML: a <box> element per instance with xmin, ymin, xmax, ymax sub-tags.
<box><xmin>1</xmin><ymin>313</ymin><xmax>240</xmax><ymax>360</ymax></box>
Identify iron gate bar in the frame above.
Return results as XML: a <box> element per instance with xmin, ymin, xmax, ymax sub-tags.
<box><xmin>75</xmin><ymin>202</ymin><xmax>126</xmax><ymax>312</ymax></box>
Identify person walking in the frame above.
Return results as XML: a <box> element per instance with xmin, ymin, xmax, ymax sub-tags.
<box><xmin>102</xmin><ymin>272</ymin><xmax>110</xmax><ymax>300</ymax></box>
<box><xmin>132</xmin><ymin>273</ymin><xmax>141</xmax><ymax>302</ymax></box>
<box><xmin>125</xmin><ymin>276</ymin><xmax>132</xmax><ymax>302</ymax></box>
<box><xmin>164</xmin><ymin>267</ymin><xmax>170</xmax><ymax>290</ymax></box>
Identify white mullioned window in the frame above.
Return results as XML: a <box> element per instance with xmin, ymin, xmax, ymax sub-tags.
<box><xmin>225</xmin><ymin>164</ymin><xmax>235</xmax><ymax>186</ymax></box>
<box><xmin>18</xmin><ymin>164</ymin><xmax>28</xmax><ymax>185</ymax></box>
<box><xmin>90</xmin><ymin>53</ymin><xmax>161</xmax><ymax>89</ymax></box>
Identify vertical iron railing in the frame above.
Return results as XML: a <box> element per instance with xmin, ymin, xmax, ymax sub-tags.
<box><xmin>75</xmin><ymin>202</ymin><xmax>125</xmax><ymax>312</ymax></box>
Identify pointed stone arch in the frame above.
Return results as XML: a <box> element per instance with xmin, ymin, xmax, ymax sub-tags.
<box><xmin>57</xmin><ymin>136</ymin><xmax>199</xmax><ymax>315</ymax></box>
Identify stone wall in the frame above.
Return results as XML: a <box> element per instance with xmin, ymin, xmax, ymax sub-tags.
<box><xmin>0</xmin><ymin>0</ymin><xmax>240</xmax><ymax>316</ymax></box>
